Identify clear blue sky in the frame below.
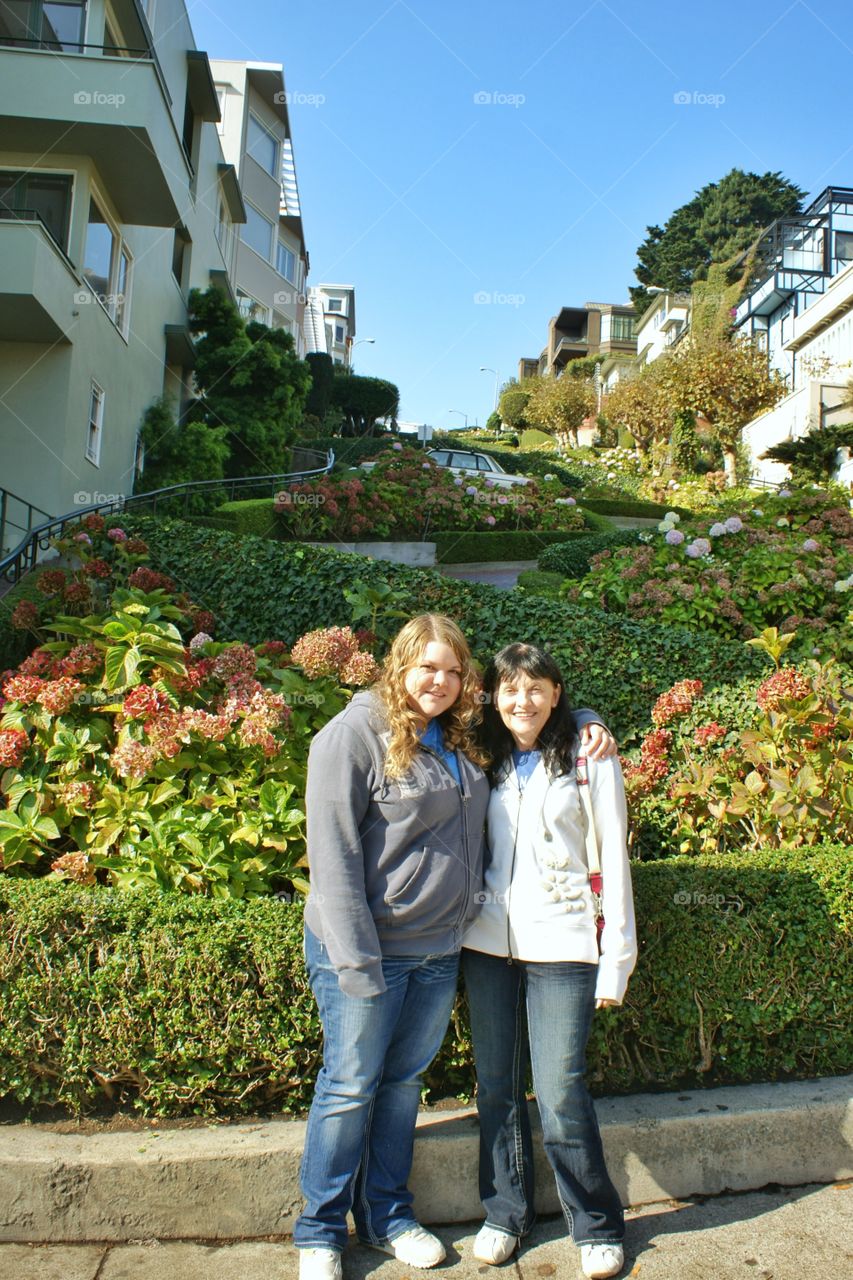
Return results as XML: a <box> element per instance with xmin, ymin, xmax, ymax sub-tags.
<box><xmin>189</xmin><ymin>0</ymin><xmax>853</xmax><ymax>430</ymax></box>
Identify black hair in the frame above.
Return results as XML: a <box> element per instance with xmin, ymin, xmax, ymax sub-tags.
<box><xmin>479</xmin><ymin>642</ymin><xmax>578</xmax><ymax>780</ymax></box>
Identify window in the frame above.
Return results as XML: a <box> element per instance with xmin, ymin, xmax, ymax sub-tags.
<box><xmin>86</xmin><ymin>382</ymin><xmax>105</xmax><ymax>466</ymax></box>
<box><xmin>611</xmin><ymin>314</ymin><xmax>636</xmax><ymax>341</ymax></box>
<box><xmin>181</xmin><ymin>94</ymin><xmax>197</xmax><ymax>172</ymax></box>
<box><xmin>0</xmin><ymin>169</ymin><xmax>72</xmax><ymax>252</ymax></box>
<box><xmin>334</xmin><ymin>323</ymin><xmax>344</xmax><ymax>343</ymax></box>
<box><xmin>451</xmin><ymin>453</ymin><xmax>477</xmax><ymax>468</ymax></box>
<box><xmin>83</xmin><ymin>195</ymin><xmax>116</xmax><ymax>299</ymax></box>
<box><xmin>327</xmin><ymin>298</ymin><xmax>343</xmax><ymax>312</ymax></box>
<box><xmin>134</xmin><ymin>432</ymin><xmax>145</xmax><ymax>478</ymax></box>
<box><xmin>83</xmin><ymin>193</ymin><xmax>132</xmax><ymax>332</ymax></box>
<box><xmin>276</xmin><ymin>240</ymin><xmax>296</xmax><ymax>282</ymax></box>
<box><xmin>241</xmin><ymin>202</ymin><xmax>273</xmax><ymax>260</ymax></box>
<box><xmin>216</xmin><ymin>198</ymin><xmax>230</xmax><ymax>255</ymax></box>
<box><xmin>237</xmin><ymin>291</ymin><xmax>269</xmax><ymax>324</ymax></box>
<box><xmin>0</xmin><ymin>1</ymin><xmax>87</xmax><ymax>51</ymax></box>
<box><xmin>429</xmin><ymin>450</ymin><xmax>449</xmax><ymax>464</ymax></box>
<box><xmin>247</xmin><ymin>113</ymin><xmax>278</xmax><ymax>177</ymax></box>
<box><xmin>835</xmin><ymin>231</ymin><xmax>853</xmax><ymax>266</ymax></box>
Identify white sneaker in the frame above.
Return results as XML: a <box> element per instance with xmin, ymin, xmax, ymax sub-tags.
<box><xmin>298</xmin><ymin>1246</ymin><xmax>343</xmax><ymax>1280</ymax></box>
<box><xmin>473</xmin><ymin>1224</ymin><xmax>519</xmax><ymax>1264</ymax></box>
<box><xmin>378</xmin><ymin>1225</ymin><xmax>446</xmax><ymax>1268</ymax></box>
<box><xmin>580</xmin><ymin>1242</ymin><xmax>624</xmax><ymax>1278</ymax></box>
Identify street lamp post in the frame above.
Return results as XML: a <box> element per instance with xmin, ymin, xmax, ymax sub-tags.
<box><xmin>480</xmin><ymin>366</ymin><xmax>500</xmax><ymax>413</ymax></box>
<box><xmin>448</xmin><ymin>409</ymin><xmax>468</xmax><ymax>430</ymax></box>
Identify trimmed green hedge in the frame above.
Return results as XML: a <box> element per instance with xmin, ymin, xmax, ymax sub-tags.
<box><xmin>515</xmin><ymin>570</ymin><xmax>566</xmax><ymax>598</ymax></box>
<box><xmin>1</xmin><ymin>847</ymin><xmax>849</xmax><ymax>1116</ymax></box>
<box><xmin>213</xmin><ymin>498</ymin><xmax>281</xmax><ymax>540</ymax></box>
<box><xmin>433</xmin><ymin>530</ymin><xmax>590</xmax><ymax>564</ymax></box>
<box><xmin>114</xmin><ymin>515</ymin><xmax>761</xmax><ymax>740</ymax></box>
<box><xmin>538</xmin><ymin>530</ymin><xmax>645</xmax><ymax>578</ymax></box>
<box><xmin>579</xmin><ymin>498</ymin><xmax>692</xmax><ymax>519</ymax></box>
<box><xmin>298</xmin><ymin>436</ymin><xmax>399</xmax><ymax>468</ymax></box>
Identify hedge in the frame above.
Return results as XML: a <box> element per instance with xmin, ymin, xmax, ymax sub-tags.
<box><xmin>579</xmin><ymin>497</ymin><xmax>692</xmax><ymax>520</ymax></box>
<box><xmin>297</xmin><ymin>435</ymin><xmax>399</xmax><ymax>468</ymax></box>
<box><xmin>1</xmin><ymin>847</ymin><xmax>849</xmax><ymax>1117</ymax></box>
<box><xmin>433</xmin><ymin>529</ymin><xmax>591</xmax><ymax>564</ymax></box>
<box><xmin>538</xmin><ymin>530</ymin><xmax>645</xmax><ymax>578</ymax></box>
<box><xmin>515</xmin><ymin>570</ymin><xmax>566</xmax><ymax>598</ymax></box>
<box><xmin>213</xmin><ymin>498</ymin><xmax>281</xmax><ymax>540</ymax></box>
<box><xmin>113</xmin><ymin>515</ymin><xmax>761</xmax><ymax>741</ymax></box>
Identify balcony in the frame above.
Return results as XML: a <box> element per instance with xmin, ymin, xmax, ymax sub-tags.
<box><xmin>0</xmin><ymin>46</ymin><xmax>188</xmax><ymax>226</ymax></box>
<box><xmin>0</xmin><ymin>215</ymin><xmax>77</xmax><ymax>343</ymax></box>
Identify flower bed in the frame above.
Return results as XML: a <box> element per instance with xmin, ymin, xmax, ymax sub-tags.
<box><xmin>0</xmin><ymin>518</ymin><xmax>378</xmax><ymax>896</ymax></box>
<box><xmin>567</xmin><ymin>490</ymin><xmax>853</xmax><ymax>663</ymax></box>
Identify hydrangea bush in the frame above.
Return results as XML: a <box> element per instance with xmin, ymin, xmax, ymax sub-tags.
<box><xmin>624</xmin><ymin>631</ymin><xmax>853</xmax><ymax>857</ymax></box>
<box><xmin>273</xmin><ymin>445</ymin><xmax>586</xmax><ymax>540</ymax></box>
<box><xmin>567</xmin><ymin>490</ymin><xmax>853</xmax><ymax>662</ymax></box>
<box><xmin>0</xmin><ymin>517</ymin><xmax>378</xmax><ymax>896</ymax></box>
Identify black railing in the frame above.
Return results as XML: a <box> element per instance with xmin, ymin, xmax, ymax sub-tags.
<box><xmin>0</xmin><ymin>36</ymin><xmax>152</xmax><ymax>57</ymax></box>
<box><xmin>0</xmin><ymin>449</ymin><xmax>334</xmax><ymax>588</ymax></box>
<box><xmin>0</xmin><ymin>206</ymin><xmax>73</xmax><ymax>262</ymax></box>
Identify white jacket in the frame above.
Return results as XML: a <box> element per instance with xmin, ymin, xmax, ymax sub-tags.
<box><xmin>462</xmin><ymin>752</ymin><xmax>637</xmax><ymax>1003</ymax></box>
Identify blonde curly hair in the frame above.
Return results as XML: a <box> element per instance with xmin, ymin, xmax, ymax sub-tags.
<box><xmin>375</xmin><ymin>614</ymin><xmax>488</xmax><ymax>777</ymax></box>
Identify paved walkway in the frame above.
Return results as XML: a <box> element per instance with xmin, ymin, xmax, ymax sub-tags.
<box><xmin>2</xmin><ymin>1183</ymin><xmax>850</xmax><ymax>1279</ymax></box>
<box><xmin>440</xmin><ymin>560</ymin><xmax>538</xmax><ymax>589</ymax></box>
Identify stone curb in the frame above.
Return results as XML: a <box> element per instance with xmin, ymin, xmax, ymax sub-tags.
<box><xmin>1</xmin><ymin>1075</ymin><xmax>850</xmax><ymax>1243</ymax></box>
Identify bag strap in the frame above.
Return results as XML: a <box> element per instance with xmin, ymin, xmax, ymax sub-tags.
<box><xmin>575</xmin><ymin>754</ymin><xmax>601</xmax><ymax>877</ymax></box>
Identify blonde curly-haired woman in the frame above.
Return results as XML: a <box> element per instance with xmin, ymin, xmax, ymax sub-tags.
<box><xmin>294</xmin><ymin>615</ymin><xmax>612</xmax><ymax>1280</ymax></box>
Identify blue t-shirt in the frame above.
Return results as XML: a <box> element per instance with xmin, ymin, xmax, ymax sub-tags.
<box><xmin>512</xmin><ymin>746</ymin><xmax>541</xmax><ymax>789</ymax></box>
<box><xmin>420</xmin><ymin>718</ymin><xmax>461</xmax><ymax>785</ymax></box>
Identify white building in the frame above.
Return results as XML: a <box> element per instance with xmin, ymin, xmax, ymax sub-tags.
<box><xmin>308</xmin><ymin>284</ymin><xmax>357</xmax><ymax>366</ymax></box>
<box><xmin>734</xmin><ymin>186</ymin><xmax>853</xmax><ymax>486</ymax></box>
<box><xmin>210</xmin><ymin>60</ymin><xmax>309</xmax><ymax>354</ymax></box>
<box><xmin>634</xmin><ymin>291</ymin><xmax>691</xmax><ymax>366</ymax></box>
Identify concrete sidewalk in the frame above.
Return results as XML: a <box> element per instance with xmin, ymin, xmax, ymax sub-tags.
<box><xmin>2</xmin><ymin>1183</ymin><xmax>851</xmax><ymax>1279</ymax></box>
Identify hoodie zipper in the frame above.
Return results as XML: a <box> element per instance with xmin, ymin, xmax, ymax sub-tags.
<box><xmin>420</xmin><ymin>744</ymin><xmax>471</xmax><ymax>933</ymax></box>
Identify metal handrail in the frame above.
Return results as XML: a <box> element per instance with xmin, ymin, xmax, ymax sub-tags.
<box><xmin>0</xmin><ymin>449</ymin><xmax>334</xmax><ymax>588</ymax></box>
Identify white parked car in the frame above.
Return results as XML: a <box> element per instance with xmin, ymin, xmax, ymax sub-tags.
<box><xmin>424</xmin><ymin>448</ymin><xmax>530</xmax><ymax>488</ymax></box>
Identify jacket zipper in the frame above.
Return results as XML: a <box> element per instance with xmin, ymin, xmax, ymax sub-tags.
<box><xmin>420</xmin><ymin>744</ymin><xmax>471</xmax><ymax>933</ymax></box>
<box><xmin>504</xmin><ymin>784</ymin><xmax>522</xmax><ymax>964</ymax></box>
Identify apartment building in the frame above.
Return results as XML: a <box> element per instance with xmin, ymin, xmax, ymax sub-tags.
<box><xmin>308</xmin><ymin>284</ymin><xmax>357</xmax><ymax>366</ymax></box>
<box><xmin>518</xmin><ymin>300</ymin><xmax>637</xmax><ymax>380</ymax></box>
<box><xmin>733</xmin><ymin>186</ymin><xmax>853</xmax><ymax>485</ymax></box>
<box><xmin>210</xmin><ymin>59</ymin><xmax>309</xmax><ymax>355</ymax></box>
<box><xmin>0</xmin><ymin>0</ymin><xmax>245</xmax><ymax>527</ymax></box>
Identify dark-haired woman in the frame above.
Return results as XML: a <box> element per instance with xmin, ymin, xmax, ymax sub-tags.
<box><xmin>462</xmin><ymin>643</ymin><xmax>636</xmax><ymax>1280</ymax></box>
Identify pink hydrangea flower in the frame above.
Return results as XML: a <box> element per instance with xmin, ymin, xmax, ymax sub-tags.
<box><xmin>801</xmin><ymin>538</ymin><xmax>819</xmax><ymax>552</ymax></box>
<box><xmin>73</xmin><ymin>531</ymin><xmax>92</xmax><ymax>545</ymax></box>
<box><xmin>107</xmin><ymin>528</ymin><xmax>128</xmax><ymax>542</ymax></box>
<box><xmin>724</xmin><ymin>516</ymin><xmax>743</xmax><ymax>533</ymax></box>
<box><xmin>665</xmin><ymin>529</ymin><xmax>685</xmax><ymax>545</ymax></box>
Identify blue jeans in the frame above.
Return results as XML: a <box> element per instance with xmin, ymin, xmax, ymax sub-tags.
<box><xmin>462</xmin><ymin>948</ymin><xmax>623</xmax><ymax>1246</ymax></box>
<box><xmin>294</xmin><ymin>927</ymin><xmax>460</xmax><ymax>1252</ymax></box>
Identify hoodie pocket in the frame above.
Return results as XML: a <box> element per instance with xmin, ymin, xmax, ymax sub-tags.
<box><xmin>383</xmin><ymin>845</ymin><xmax>463</xmax><ymax>928</ymax></box>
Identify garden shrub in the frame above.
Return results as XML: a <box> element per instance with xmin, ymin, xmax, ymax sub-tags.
<box><xmin>433</xmin><ymin>530</ymin><xmax>589</xmax><ymax>564</ymax></box>
<box><xmin>0</xmin><ymin>572</ymin><xmax>46</xmax><ymax>671</ymax></box>
<box><xmin>579</xmin><ymin>497</ymin><xmax>692</xmax><ymax>520</ymax></box>
<box><xmin>0</xmin><ymin>845</ymin><xmax>849</xmax><ymax>1116</ymax></box>
<box><xmin>538</xmin><ymin>530</ymin><xmax>644</xmax><ymax>578</ymax></box>
<box><xmin>515</xmin><ymin>570</ymin><xmax>566</xmax><ymax>599</ymax></box>
<box><xmin>297</xmin><ymin>435</ymin><xmax>399</xmax><ymax>468</ymax></box>
<box><xmin>568</xmin><ymin>491</ymin><xmax>853</xmax><ymax>663</ymax></box>
<box><xmin>213</xmin><ymin>498</ymin><xmax>281</xmax><ymax>540</ymax></box>
<box><xmin>110</xmin><ymin>515</ymin><xmax>763</xmax><ymax>740</ymax></box>
<box><xmin>0</xmin><ymin>518</ymin><xmax>379</xmax><ymax>896</ymax></box>
<box><xmin>430</xmin><ymin>436</ymin><xmax>585</xmax><ymax>491</ymax></box>
<box><xmin>519</xmin><ymin>428</ymin><xmax>557</xmax><ymax>450</ymax></box>
<box><xmin>624</xmin><ymin>634</ymin><xmax>853</xmax><ymax>858</ymax></box>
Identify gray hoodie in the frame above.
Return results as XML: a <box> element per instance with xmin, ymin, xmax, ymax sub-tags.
<box><xmin>303</xmin><ymin>690</ymin><xmax>490</xmax><ymax>997</ymax></box>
